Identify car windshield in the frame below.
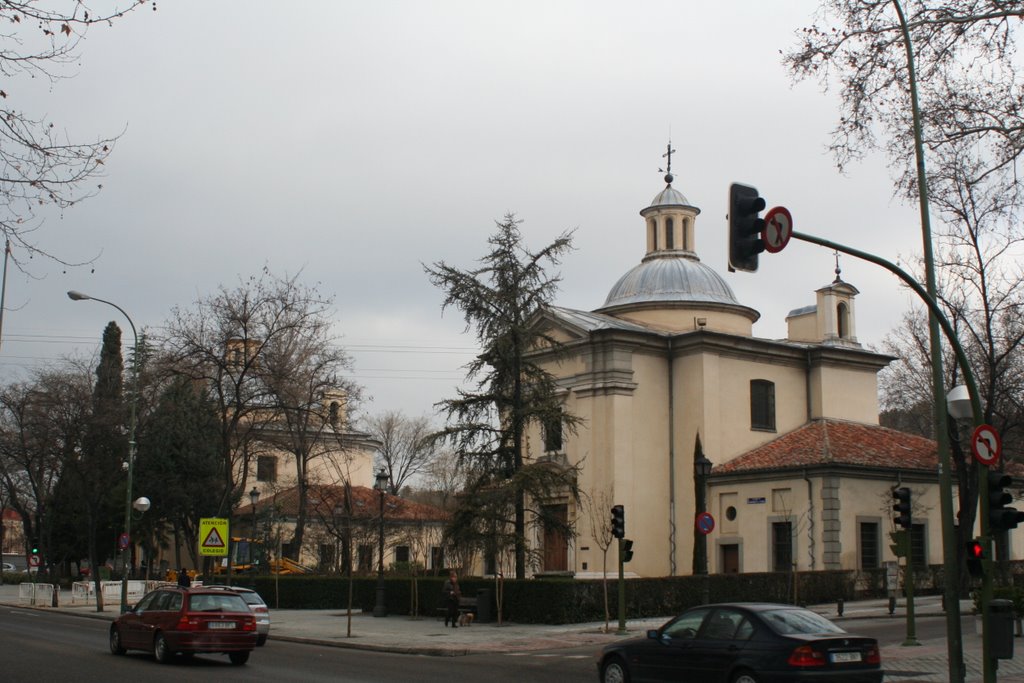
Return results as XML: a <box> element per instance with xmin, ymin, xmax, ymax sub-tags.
<box><xmin>188</xmin><ymin>593</ymin><xmax>249</xmax><ymax>612</ymax></box>
<box><xmin>761</xmin><ymin>608</ymin><xmax>845</xmax><ymax>635</ymax></box>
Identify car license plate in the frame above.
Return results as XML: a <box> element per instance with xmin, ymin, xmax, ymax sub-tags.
<box><xmin>208</xmin><ymin>621</ymin><xmax>236</xmax><ymax>630</ymax></box>
<box><xmin>831</xmin><ymin>651</ymin><xmax>862</xmax><ymax>663</ymax></box>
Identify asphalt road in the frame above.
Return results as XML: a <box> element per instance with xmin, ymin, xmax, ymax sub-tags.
<box><xmin>0</xmin><ymin>607</ymin><xmax>599</xmax><ymax>683</ymax></box>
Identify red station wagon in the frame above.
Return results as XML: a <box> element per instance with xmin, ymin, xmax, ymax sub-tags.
<box><xmin>109</xmin><ymin>587</ymin><xmax>257</xmax><ymax>665</ymax></box>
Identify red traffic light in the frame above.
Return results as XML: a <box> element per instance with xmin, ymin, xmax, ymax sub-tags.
<box><xmin>966</xmin><ymin>539</ymin><xmax>986</xmax><ymax>579</ymax></box>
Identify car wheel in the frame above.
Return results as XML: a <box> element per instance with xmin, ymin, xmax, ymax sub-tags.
<box><xmin>109</xmin><ymin>626</ymin><xmax>126</xmax><ymax>655</ymax></box>
<box><xmin>730</xmin><ymin>669</ymin><xmax>760</xmax><ymax>683</ymax></box>
<box><xmin>153</xmin><ymin>633</ymin><xmax>173</xmax><ymax>664</ymax></box>
<box><xmin>229</xmin><ymin>650</ymin><xmax>250</xmax><ymax>665</ymax></box>
<box><xmin>601</xmin><ymin>656</ymin><xmax>631</xmax><ymax>683</ymax></box>
<box><xmin>256</xmin><ymin>634</ymin><xmax>267</xmax><ymax>646</ymax></box>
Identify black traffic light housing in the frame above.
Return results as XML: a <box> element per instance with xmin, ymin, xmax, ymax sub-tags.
<box><xmin>622</xmin><ymin>539</ymin><xmax>634</xmax><ymax>563</ymax></box>
<box><xmin>892</xmin><ymin>486</ymin><xmax>912</xmax><ymax>529</ymax></box>
<box><xmin>987</xmin><ymin>470</ymin><xmax>1024</xmax><ymax>532</ymax></box>
<box><xmin>966</xmin><ymin>539</ymin><xmax>986</xmax><ymax>579</ymax></box>
<box><xmin>611</xmin><ymin>505</ymin><xmax>625</xmax><ymax>539</ymax></box>
<box><xmin>728</xmin><ymin>183</ymin><xmax>766</xmax><ymax>273</ymax></box>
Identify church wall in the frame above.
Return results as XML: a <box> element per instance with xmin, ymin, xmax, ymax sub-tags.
<box><xmin>613</xmin><ymin>309</ymin><xmax>754</xmax><ymax>336</ymax></box>
<box><xmin>810</xmin><ymin>365</ymin><xmax>881</xmax><ymax>423</ymax></box>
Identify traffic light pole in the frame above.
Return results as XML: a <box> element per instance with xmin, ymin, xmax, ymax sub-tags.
<box><xmin>616</xmin><ymin>537</ymin><xmax>626</xmax><ymax>636</ymax></box>
<box><xmin>791</xmin><ymin>229</ymin><xmax>983</xmax><ymax>683</ymax></box>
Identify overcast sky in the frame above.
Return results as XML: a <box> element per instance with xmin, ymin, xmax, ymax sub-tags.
<box><xmin>0</xmin><ymin>1</ymin><xmax>925</xmax><ymax>425</ymax></box>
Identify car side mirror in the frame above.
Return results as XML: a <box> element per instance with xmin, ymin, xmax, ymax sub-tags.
<box><xmin>646</xmin><ymin>629</ymin><xmax>659</xmax><ymax>640</ymax></box>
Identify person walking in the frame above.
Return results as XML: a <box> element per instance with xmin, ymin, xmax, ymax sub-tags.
<box><xmin>442</xmin><ymin>569</ymin><xmax>460</xmax><ymax>628</ymax></box>
<box><xmin>177</xmin><ymin>568</ymin><xmax>191</xmax><ymax>588</ymax></box>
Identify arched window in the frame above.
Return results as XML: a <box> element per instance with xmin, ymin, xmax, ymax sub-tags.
<box><xmin>329</xmin><ymin>401</ymin><xmax>340</xmax><ymax>426</ymax></box>
<box><xmin>837</xmin><ymin>302</ymin><xmax>850</xmax><ymax>338</ymax></box>
<box><xmin>665</xmin><ymin>217</ymin><xmax>674</xmax><ymax>249</ymax></box>
<box><xmin>750</xmin><ymin>379</ymin><xmax>776</xmax><ymax>431</ymax></box>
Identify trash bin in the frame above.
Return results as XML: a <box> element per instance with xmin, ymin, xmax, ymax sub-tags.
<box><xmin>476</xmin><ymin>588</ymin><xmax>492</xmax><ymax>624</ymax></box>
<box><xmin>990</xmin><ymin>599</ymin><xmax>1015</xmax><ymax>660</ymax></box>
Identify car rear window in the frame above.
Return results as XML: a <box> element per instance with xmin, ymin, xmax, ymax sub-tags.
<box><xmin>761</xmin><ymin>608</ymin><xmax>845</xmax><ymax>635</ymax></box>
<box><xmin>188</xmin><ymin>593</ymin><xmax>249</xmax><ymax>612</ymax></box>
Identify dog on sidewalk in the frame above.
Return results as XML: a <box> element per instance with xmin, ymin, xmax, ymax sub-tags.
<box><xmin>458</xmin><ymin>611</ymin><xmax>474</xmax><ymax>627</ymax></box>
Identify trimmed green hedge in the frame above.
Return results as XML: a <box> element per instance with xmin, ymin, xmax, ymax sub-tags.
<box><xmin>237</xmin><ymin>569</ymin><xmax>860</xmax><ymax>624</ymax></box>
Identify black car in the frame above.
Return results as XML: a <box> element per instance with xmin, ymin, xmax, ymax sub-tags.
<box><xmin>596</xmin><ymin>603</ymin><xmax>882</xmax><ymax>683</ymax></box>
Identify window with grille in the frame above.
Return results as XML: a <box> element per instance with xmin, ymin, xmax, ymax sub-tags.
<box><xmin>750</xmin><ymin>380</ymin><xmax>776</xmax><ymax>431</ymax></box>
<box><xmin>772</xmin><ymin>521</ymin><xmax>792</xmax><ymax>572</ymax></box>
<box><xmin>859</xmin><ymin>522</ymin><xmax>879</xmax><ymax>569</ymax></box>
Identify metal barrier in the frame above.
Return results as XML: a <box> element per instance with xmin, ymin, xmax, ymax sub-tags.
<box><xmin>71</xmin><ymin>580</ymin><xmax>147</xmax><ymax>605</ymax></box>
<box><xmin>18</xmin><ymin>583</ymin><xmax>54</xmax><ymax>606</ymax></box>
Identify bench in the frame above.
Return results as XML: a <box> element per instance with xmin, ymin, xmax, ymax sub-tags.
<box><xmin>436</xmin><ymin>595</ymin><xmax>478</xmax><ymax>621</ymax></box>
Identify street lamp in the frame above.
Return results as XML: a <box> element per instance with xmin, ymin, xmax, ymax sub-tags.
<box><xmin>68</xmin><ymin>290</ymin><xmax>139</xmax><ymax>614</ymax></box>
<box><xmin>693</xmin><ymin>438</ymin><xmax>712</xmax><ymax>605</ymax></box>
<box><xmin>249</xmin><ymin>487</ymin><xmax>260</xmax><ymax>572</ymax></box>
<box><xmin>372</xmin><ymin>468</ymin><xmax>388</xmax><ymax>617</ymax></box>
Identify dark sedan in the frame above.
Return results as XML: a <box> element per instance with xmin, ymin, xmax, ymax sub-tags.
<box><xmin>596</xmin><ymin>602</ymin><xmax>882</xmax><ymax>683</ymax></box>
<box><xmin>109</xmin><ymin>586</ymin><xmax>257</xmax><ymax>665</ymax></box>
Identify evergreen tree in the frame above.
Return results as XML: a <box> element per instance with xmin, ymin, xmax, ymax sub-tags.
<box><xmin>425</xmin><ymin>213</ymin><xmax>581</xmax><ymax>579</ymax></box>
<box><xmin>135</xmin><ymin>376</ymin><xmax>223</xmax><ymax>572</ymax></box>
<box><xmin>68</xmin><ymin>321</ymin><xmax>129</xmax><ymax>610</ymax></box>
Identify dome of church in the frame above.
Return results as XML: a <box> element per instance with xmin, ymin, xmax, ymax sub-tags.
<box><xmin>648</xmin><ymin>183</ymin><xmax>692</xmax><ymax>209</ymax></box>
<box><xmin>600</xmin><ymin>254</ymin><xmax>741</xmax><ymax>309</ymax></box>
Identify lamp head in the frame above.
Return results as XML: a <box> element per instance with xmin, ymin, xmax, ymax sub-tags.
<box><xmin>374</xmin><ymin>468</ymin><xmax>389</xmax><ymax>491</ymax></box>
<box><xmin>133</xmin><ymin>496</ymin><xmax>151</xmax><ymax>513</ymax></box>
<box><xmin>67</xmin><ymin>290</ymin><xmax>91</xmax><ymax>301</ymax></box>
<box><xmin>947</xmin><ymin>384</ymin><xmax>972</xmax><ymax>420</ymax></box>
<box><xmin>249</xmin><ymin>486</ymin><xmax>261</xmax><ymax>507</ymax></box>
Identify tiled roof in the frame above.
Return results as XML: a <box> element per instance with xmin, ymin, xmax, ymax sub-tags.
<box><xmin>715</xmin><ymin>419</ymin><xmax>941</xmax><ymax>475</ymax></box>
<box><xmin>238</xmin><ymin>484</ymin><xmax>449</xmax><ymax>523</ymax></box>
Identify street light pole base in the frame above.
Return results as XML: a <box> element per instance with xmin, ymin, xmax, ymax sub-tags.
<box><xmin>372</xmin><ymin>586</ymin><xmax>387</xmax><ymax>617</ymax></box>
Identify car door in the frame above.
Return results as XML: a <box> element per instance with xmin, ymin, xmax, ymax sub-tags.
<box><xmin>637</xmin><ymin>607</ymin><xmax>711</xmax><ymax>681</ymax></box>
<box><xmin>119</xmin><ymin>592</ymin><xmax>158</xmax><ymax>649</ymax></box>
<box><xmin>688</xmin><ymin>607</ymin><xmax>754</xmax><ymax>682</ymax></box>
<box><xmin>138</xmin><ymin>590</ymin><xmax>173</xmax><ymax>646</ymax></box>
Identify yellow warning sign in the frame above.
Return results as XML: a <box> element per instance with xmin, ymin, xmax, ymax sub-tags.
<box><xmin>199</xmin><ymin>517</ymin><xmax>229</xmax><ymax>557</ymax></box>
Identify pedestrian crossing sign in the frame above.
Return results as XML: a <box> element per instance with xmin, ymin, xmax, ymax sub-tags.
<box><xmin>199</xmin><ymin>517</ymin><xmax>229</xmax><ymax>557</ymax></box>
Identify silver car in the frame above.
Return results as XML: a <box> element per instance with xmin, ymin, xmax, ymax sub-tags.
<box><xmin>204</xmin><ymin>585</ymin><xmax>270</xmax><ymax>646</ymax></box>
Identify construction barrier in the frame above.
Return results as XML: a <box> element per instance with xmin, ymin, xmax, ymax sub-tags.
<box><xmin>18</xmin><ymin>582</ymin><xmax>53</xmax><ymax>606</ymax></box>
<box><xmin>70</xmin><ymin>580</ymin><xmax>147</xmax><ymax>605</ymax></box>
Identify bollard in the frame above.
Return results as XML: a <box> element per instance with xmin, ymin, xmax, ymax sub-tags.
<box><xmin>837</xmin><ymin>598</ymin><xmax>844</xmax><ymax>617</ymax></box>
<box><xmin>888</xmin><ymin>596</ymin><xmax>896</xmax><ymax>615</ymax></box>
<box><xmin>52</xmin><ymin>587</ymin><xmax>58</xmax><ymax>608</ymax></box>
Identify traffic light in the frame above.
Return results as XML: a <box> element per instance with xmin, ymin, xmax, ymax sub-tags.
<box><xmin>30</xmin><ymin>539</ymin><xmax>38</xmax><ymax>556</ymax></box>
<box><xmin>965</xmin><ymin>539</ymin><xmax>985</xmax><ymax>579</ymax></box>
<box><xmin>611</xmin><ymin>505</ymin><xmax>625</xmax><ymax>539</ymax></box>
<box><xmin>622</xmin><ymin>539</ymin><xmax>634</xmax><ymax>563</ymax></box>
<box><xmin>892</xmin><ymin>487</ymin><xmax>912</xmax><ymax>529</ymax></box>
<box><xmin>727</xmin><ymin>182</ymin><xmax>766</xmax><ymax>273</ymax></box>
<box><xmin>888</xmin><ymin>530</ymin><xmax>908</xmax><ymax>558</ymax></box>
<box><xmin>987</xmin><ymin>470</ymin><xmax>1024</xmax><ymax>532</ymax></box>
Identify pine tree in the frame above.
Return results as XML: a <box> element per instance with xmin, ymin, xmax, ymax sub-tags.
<box><xmin>425</xmin><ymin>213</ymin><xmax>580</xmax><ymax>579</ymax></box>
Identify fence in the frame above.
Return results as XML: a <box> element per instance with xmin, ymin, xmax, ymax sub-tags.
<box><xmin>69</xmin><ymin>580</ymin><xmax>149</xmax><ymax>605</ymax></box>
<box><xmin>18</xmin><ymin>582</ymin><xmax>53</xmax><ymax>606</ymax></box>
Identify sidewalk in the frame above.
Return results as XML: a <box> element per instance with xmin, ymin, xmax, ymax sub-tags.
<box><xmin>2</xmin><ymin>583</ymin><xmax>1023</xmax><ymax>682</ymax></box>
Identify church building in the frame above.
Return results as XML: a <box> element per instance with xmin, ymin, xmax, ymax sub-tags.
<box><xmin>523</xmin><ymin>162</ymin><xmax>971</xmax><ymax>580</ymax></box>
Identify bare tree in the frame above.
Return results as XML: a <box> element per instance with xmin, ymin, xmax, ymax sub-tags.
<box><xmin>584</xmin><ymin>487</ymin><xmax>615</xmax><ymax>632</ymax></box>
<box><xmin>0</xmin><ymin>1</ymin><xmax>151</xmax><ymax>265</ymax></box>
<box><xmin>162</xmin><ymin>267</ymin><xmax>360</xmax><ymax>556</ymax></box>
<box><xmin>364</xmin><ymin>411</ymin><xmax>438</xmax><ymax>495</ymax></box>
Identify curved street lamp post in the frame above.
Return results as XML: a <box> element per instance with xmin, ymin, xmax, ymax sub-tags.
<box><xmin>373</xmin><ymin>468</ymin><xmax>389</xmax><ymax>617</ymax></box>
<box><xmin>67</xmin><ymin>290</ymin><xmax>140</xmax><ymax>614</ymax></box>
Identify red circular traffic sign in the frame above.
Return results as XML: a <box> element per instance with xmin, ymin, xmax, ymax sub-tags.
<box><xmin>762</xmin><ymin>206</ymin><xmax>793</xmax><ymax>254</ymax></box>
<box><xmin>118</xmin><ymin>532</ymin><xmax>130</xmax><ymax>549</ymax></box>
<box><xmin>972</xmin><ymin>424</ymin><xmax>1002</xmax><ymax>466</ymax></box>
<box><xmin>29</xmin><ymin>554</ymin><xmax>40</xmax><ymax>567</ymax></box>
<box><xmin>695</xmin><ymin>512</ymin><xmax>715</xmax><ymax>535</ymax></box>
